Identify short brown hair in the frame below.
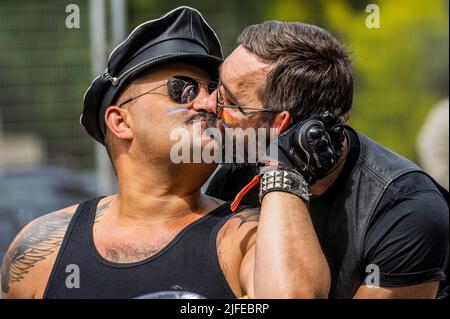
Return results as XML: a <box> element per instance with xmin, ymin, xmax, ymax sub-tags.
<box><xmin>238</xmin><ymin>21</ymin><xmax>353</xmax><ymax>123</ymax></box>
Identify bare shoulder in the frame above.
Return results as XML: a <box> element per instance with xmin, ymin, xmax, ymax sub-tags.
<box><xmin>1</xmin><ymin>203</ymin><xmax>79</xmax><ymax>298</ymax></box>
<box><xmin>216</xmin><ymin>207</ymin><xmax>260</xmax><ymax>296</ymax></box>
<box><xmin>219</xmin><ymin>207</ymin><xmax>260</xmax><ymax>253</ymax></box>
<box><xmin>226</xmin><ymin>207</ymin><xmax>260</xmax><ymax>231</ymax></box>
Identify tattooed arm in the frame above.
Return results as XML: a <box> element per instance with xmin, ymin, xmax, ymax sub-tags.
<box><xmin>218</xmin><ymin>208</ymin><xmax>260</xmax><ymax>297</ymax></box>
<box><xmin>1</xmin><ymin>205</ymin><xmax>78</xmax><ymax>299</ymax></box>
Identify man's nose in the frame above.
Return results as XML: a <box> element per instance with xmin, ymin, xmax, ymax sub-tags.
<box><xmin>192</xmin><ymin>90</ymin><xmax>217</xmax><ymax>114</ymax></box>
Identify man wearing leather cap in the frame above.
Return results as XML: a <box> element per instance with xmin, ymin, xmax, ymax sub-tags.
<box><xmin>1</xmin><ymin>7</ymin><xmax>330</xmax><ymax>299</ymax></box>
<box><xmin>200</xmin><ymin>21</ymin><xmax>449</xmax><ymax>298</ymax></box>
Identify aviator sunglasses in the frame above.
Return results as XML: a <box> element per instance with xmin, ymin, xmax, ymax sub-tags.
<box><xmin>117</xmin><ymin>75</ymin><xmax>218</xmax><ymax>108</ymax></box>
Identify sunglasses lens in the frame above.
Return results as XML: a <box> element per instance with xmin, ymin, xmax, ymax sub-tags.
<box><xmin>167</xmin><ymin>76</ymin><xmax>200</xmax><ymax>104</ymax></box>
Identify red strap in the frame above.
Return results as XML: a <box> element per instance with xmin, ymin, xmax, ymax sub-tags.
<box><xmin>230</xmin><ymin>175</ymin><xmax>260</xmax><ymax>212</ymax></box>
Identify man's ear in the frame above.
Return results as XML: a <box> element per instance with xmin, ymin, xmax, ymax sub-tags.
<box><xmin>104</xmin><ymin>106</ymin><xmax>134</xmax><ymax>141</ymax></box>
<box><xmin>272</xmin><ymin>111</ymin><xmax>292</xmax><ymax>134</ymax></box>
<box><xmin>335</xmin><ymin>107</ymin><xmax>350</xmax><ymax>123</ymax></box>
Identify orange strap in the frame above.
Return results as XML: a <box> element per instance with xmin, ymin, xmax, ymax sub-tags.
<box><xmin>230</xmin><ymin>175</ymin><xmax>260</xmax><ymax>212</ymax></box>
<box><xmin>229</xmin><ymin>161</ymin><xmax>278</xmax><ymax>212</ymax></box>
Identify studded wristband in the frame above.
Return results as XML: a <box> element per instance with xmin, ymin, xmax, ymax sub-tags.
<box><xmin>259</xmin><ymin>169</ymin><xmax>310</xmax><ymax>203</ymax></box>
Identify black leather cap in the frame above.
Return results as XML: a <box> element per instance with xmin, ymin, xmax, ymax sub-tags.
<box><xmin>81</xmin><ymin>6</ymin><xmax>223</xmax><ymax>145</ymax></box>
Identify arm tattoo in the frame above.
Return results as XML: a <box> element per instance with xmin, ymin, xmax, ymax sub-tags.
<box><xmin>230</xmin><ymin>210</ymin><xmax>260</xmax><ymax>229</ymax></box>
<box><xmin>1</xmin><ymin>211</ymin><xmax>73</xmax><ymax>294</ymax></box>
<box><xmin>94</xmin><ymin>200</ymin><xmax>111</xmax><ymax>224</ymax></box>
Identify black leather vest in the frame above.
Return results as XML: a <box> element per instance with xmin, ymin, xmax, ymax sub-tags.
<box><xmin>328</xmin><ymin>127</ymin><xmax>448</xmax><ymax>298</ymax></box>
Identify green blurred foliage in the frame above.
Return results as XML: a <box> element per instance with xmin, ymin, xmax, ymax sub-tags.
<box><xmin>330</xmin><ymin>0</ymin><xmax>448</xmax><ymax>161</ymax></box>
<box><xmin>0</xmin><ymin>0</ymin><xmax>92</xmax><ymax>168</ymax></box>
<box><xmin>262</xmin><ymin>0</ymin><xmax>449</xmax><ymax>160</ymax></box>
<box><xmin>127</xmin><ymin>0</ymin><xmax>270</xmax><ymax>55</ymax></box>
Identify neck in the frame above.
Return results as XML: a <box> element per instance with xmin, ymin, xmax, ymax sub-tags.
<box><xmin>112</xmin><ymin>159</ymin><xmax>217</xmax><ymax>224</ymax></box>
<box><xmin>309</xmin><ymin>134</ymin><xmax>350</xmax><ymax>197</ymax></box>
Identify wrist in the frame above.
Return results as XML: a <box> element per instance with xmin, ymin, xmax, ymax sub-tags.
<box><xmin>259</xmin><ymin>167</ymin><xmax>310</xmax><ymax>203</ymax></box>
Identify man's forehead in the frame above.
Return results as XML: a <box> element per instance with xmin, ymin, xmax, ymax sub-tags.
<box><xmin>224</xmin><ymin>45</ymin><xmax>270</xmax><ymax>70</ymax></box>
<box><xmin>220</xmin><ymin>45</ymin><xmax>271</xmax><ymax>95</ymax></box>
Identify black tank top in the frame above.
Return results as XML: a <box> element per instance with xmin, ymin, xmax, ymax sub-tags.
<box><xmin>43</xmin><ymin>196</ymin><xmax>237</xmax><ymax>299</ymax></box>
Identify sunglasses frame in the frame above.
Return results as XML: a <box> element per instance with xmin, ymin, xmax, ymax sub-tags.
<box><xmin>117</xmin><ymin>75</ymin><xmax>218</xmax><ymax>108</ymax></box>
<box><xmin>216</xmin><ymin>84</ymin><xmax>278</xmax><ymax>117</ymax></box>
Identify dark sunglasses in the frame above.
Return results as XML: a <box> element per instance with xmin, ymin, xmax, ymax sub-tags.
<box><xmin>118</xmin><ymin>75</ymin><xmax>218</xmax><ymax>108</ymax></box>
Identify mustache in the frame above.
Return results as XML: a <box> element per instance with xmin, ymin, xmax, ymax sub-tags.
<box><xmin>183</xmin><ymin>111</ymin><xmax>218</xmax><ymax>128</ymax></box>
<box><xmin>182</xmin><ymin>111</ymin><xmax>269</xmax><ymax>168</ymax></box>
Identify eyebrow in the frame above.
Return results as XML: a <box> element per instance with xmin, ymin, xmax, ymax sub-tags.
<box><xmin>218</xmin><ymin>65</ymin><xmax>241</xmax><ymax>105</ymax></box>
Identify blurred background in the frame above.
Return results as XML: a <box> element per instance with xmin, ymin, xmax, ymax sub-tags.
<box><xmin>0</xmin><ymin>0</ymin><xmax>448</xmax><ymax>260</ymax></box>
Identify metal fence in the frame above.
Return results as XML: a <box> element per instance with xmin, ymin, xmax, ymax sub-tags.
<box><xmin>0</xmin><ymin>0</ymin><xmax>100</xmax><ymax>260</ymax></box>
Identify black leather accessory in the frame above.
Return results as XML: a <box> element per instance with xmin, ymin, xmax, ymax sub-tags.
<box><xmin>231</xmin><ymin>111</ymin><xmax>344</xmax><ymax>211</ymax></box>
<box><xmin>259</xmin><ymin>111</ymin><xmax>345</xmax><ymax>185</ymax></box>
<box><xmin>259</xmin><ymin>168</ymin><xmax>310</xmax><ymax>203</ymax></box>
<box><xmin>81</xmin><ymin>6</ymin><xmax>223</xmax><ymax>145</ymax></box>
